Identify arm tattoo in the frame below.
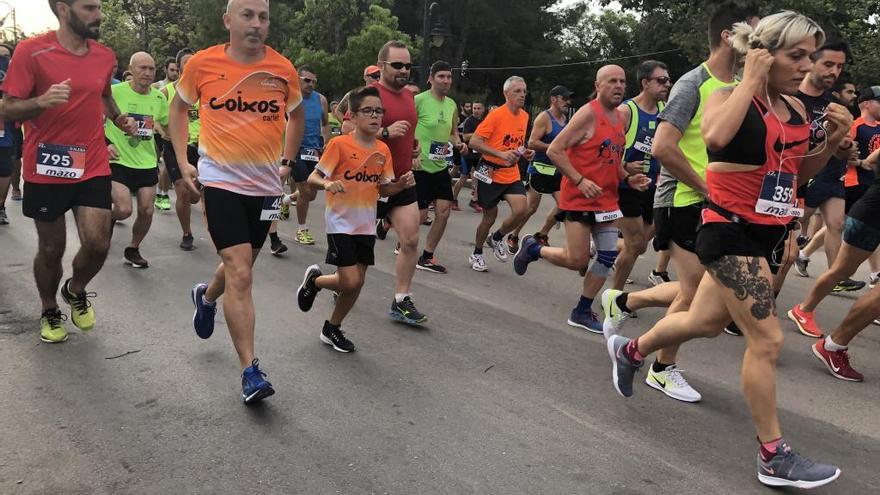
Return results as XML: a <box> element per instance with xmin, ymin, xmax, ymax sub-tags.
<box><xmin>706</xmin><ymin>255</ymin><xmax>776</xmax><ymax>320</ymax></box>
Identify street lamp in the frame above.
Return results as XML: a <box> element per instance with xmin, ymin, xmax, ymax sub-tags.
<box><xmin>419</xmin><ymin>0</ymin><xmax>450</xmax><ymax>87</ymax></box>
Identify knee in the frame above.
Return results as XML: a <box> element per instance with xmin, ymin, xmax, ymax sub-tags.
<box><xmin>37</xmin><ymin>241</ymin><xmax>66</xmax><ymax>261</ymax></box>
<box><xmin>435</xmin><ymin>203</ymin><xmax>451</xmax><ymax>220</ymax></box>
<box><xmin>626</xmin><ymin>233</ymin><xmax>648</xmax><ymax>255</ymax></box>
<box><xmin>114</xmin><ymin>204</ymin><xmax>133</xmax><ymax>220</ymax></box>
<box><xmin>138</xmin><ymin>203</ymin><xmax>154</xmax><ymax>218</ymax></box>
<box><xmin>481</xmin><ymin>209</ymin><xmax>498</xmax><ymax>224</ymax></box>
<box><xmin>748</xmin><ymin>330</ymin><xmax>784</xmax><ymax>361</ymax></box>
<box><xmin>566</xmin><ymin>253</ymin><xmax>590</xmax><ymax>271</ymax></box>
<box><xmin>399</xmin><ymin>232</ymin><xmax>419</xmax><ymax>251</ymax></box>
<box><xmin>826</xmin><ymin>215</ymin><xmax>844</xmax><ymax>233</ymax></box>
<box><xmin>225</xmin><ymin>264</ymin><xmax>253</xmax><ymax>293</ymax></box>
<box><xmin>339</xmin><ymin>274</ymin><xmax>364</xmax><ymax>293</ymax></box>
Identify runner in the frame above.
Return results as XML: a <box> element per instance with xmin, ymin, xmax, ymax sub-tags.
<box><xmin>151</xmin><ymin>57</ymin><xmax>179</xmax><ymax>90</ymax></box>
<box><xmin>788</xmin><ymin>86</ymin><xmax>880</xmax><ymax>339</ymax></box>
<box><xmin>334</xmin><ymin>65</ymin><xmax>381</xmax><ymax>127</ymax></box>
<box><xmin>371</xmin><ymin>40</ymin><xmax>428</xmax><ymax>324</ymax></box>
<box><xmin>288</xmin><ymin>65</ymin><xmax>329</xmax><ymax>246</ymax></box>
<box><xmin>413</xmin><ymin>60</ymin><xmax>467</xmax><ymax>274</ymax></box>
<box><xmin>453</xmin><ymin>100</ymin><xmax>485</xmax><ymax>212</ymax></box>
<box><xmin>153</xmin><ymin>57</ymin><xmax>182</xmax><ymax>212</ymax></box>
<box><xmin>512</xmin><ymin>66</ymin><xmax>649</xmax><ymax>335</ymax></box>
<box><xmin>106</xmin><ymin>52</ymin><xmax>169</xmax><ymax>268</ymax></box>
<box><xmin>171</xmin><ymin>0</ymin><xmax>304</xmax><ymax>404</ymax></box>
<box><xmin>611</xmin><ymin>60</ymin><xmax>670</xmax><ymax>290</ymax></box>
<box><xmin>0</xmin><ymin>47</ymin><xmax>13</xmax><ymax>225</ymax></box>
<box><xmin>1</xmin><ymin>0</ymin><xmax>136</xmax><ymax>343</ymax></box>
<box><xmin>606</xmin><ymin>12</ymin><xmax>848</xmax><ymax>488</ymax></box>
<box><xmin>297</xmin><ymin>85</ymin><xmax>414</xmax><ymax>352</ymax></box>
<box><xmin>467</xmin><ymin>76</ymin><xmax>534</xmax><ymax>272</ymax></box>
<box><xmin>158</xmin><ymin>47</ymin><xmax>199</xmax><ymax>251</ymax></box>
<box><xmin>508</xmin><ymin>85</ymin><xmax>572</xmax><ymax>250</ymax></box>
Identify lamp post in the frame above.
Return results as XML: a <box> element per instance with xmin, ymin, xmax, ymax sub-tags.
<box><xmin>419</xmin><ymin>1</ymin><xmax>450</xmax><ymax>88</ymax></box>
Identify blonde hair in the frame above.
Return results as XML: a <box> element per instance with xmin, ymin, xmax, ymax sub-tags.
<box><xmin>730</xmin><ymin>11</ymin><xmax>825</xmax><ymax>55</ymax></box>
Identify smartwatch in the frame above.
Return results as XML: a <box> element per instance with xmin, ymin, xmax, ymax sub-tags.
<box><xmin>381</xmin><ymin>127</ymin><xmax>390</xmax><ymax>139</ymax></box>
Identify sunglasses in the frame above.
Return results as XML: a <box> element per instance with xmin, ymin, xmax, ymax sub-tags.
<box><xmin>356</xmin><ymin>107</ymin><xmax>385</xmax><ymax>117</ymax></box>
<box><xmin>649</xmin><ymin>76</ymin><xmax>671</xmax><ymax>85</ymax></box>
<box><xmin>385</xmin><ymin>61</ymin><xmax>413</xmax><ymax>71</ymax></box>
<box><xmin>301</xmin><ymin>77</ymin><xmax>316</xmax><ymax>84</ymax></box>
<box><xmin>367</xmin><ymin>73</ymin><xmax>380</xmax><ymax>80</ymax></box>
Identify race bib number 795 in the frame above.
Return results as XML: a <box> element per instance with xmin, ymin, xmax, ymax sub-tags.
<box><xmin>36</xmin><ymin>143</ymin><xmax>86</xmax><ymax>179</ymax></box>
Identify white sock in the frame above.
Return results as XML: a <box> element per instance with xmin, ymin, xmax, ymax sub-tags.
<box><xmin>298</xmin><ymin>224</ymin><xmax>307</xmax><ymax>231</ymax></box>
<box><xmin>394</xmin><ymin>293</ymin><xmax>410</xmax><ymax>303</ymax></box>
<box><xmin>799</xmin><ymin>250</ymin><xmax>808</xmax><ymax>260</ymax></box>
<box><xmin>872</xmin><ymin>271</ymin><xmax>880</xmax><ymax>279</ymax></box>
<box><xmin>201</xmin><ymin>294</ymin><xmax>216</xmax><ymax>306</ymax></box>
<box><xmin>824</xmin><ymin>336</ymin><xmax>846</xmax><ymax>351</ymax></box>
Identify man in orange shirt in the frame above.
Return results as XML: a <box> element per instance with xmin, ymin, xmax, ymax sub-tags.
<box><xmin>467</xmin><ymin>76</ymin><xmax>534</xmax><ymax>271</ymax></box>
<box><xmin>169</xmin><ymin>0</ymin><xmax>305</xmax><ymax>404</ymax></box>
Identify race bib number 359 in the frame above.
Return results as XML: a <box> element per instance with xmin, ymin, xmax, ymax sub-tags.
<box><xmin>755</xmin><ymin>171</ymin><xmax>801</xmax><ymax>218</ymax></box>
<box><xmin>36</xmin><ymin>143</ymin><xmax>86</xmax><ymax>179</ymax></box>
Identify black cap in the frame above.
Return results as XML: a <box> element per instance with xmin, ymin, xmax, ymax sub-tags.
<box><xmin>858</xmin><ymin>86</ymin><xmax>880</xmax><ymax>104</ymax></box>
<box><xmin>550</xmin><ymin>85</ymin><xmax>573</xmax><ymax>98</ymax></box>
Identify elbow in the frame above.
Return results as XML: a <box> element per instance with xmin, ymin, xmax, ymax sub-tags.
<box><xmin>700</xmin><ymin>131</ymin><xmax>728</xmax><ymax>153</ymax></box>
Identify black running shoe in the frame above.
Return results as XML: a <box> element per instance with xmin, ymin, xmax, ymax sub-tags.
<box><xmin>124</xmin><ymin>247</ymin><xmax>149</xmax><ymax>268</ymax></box>
<box><xmin>180</xmin><ymin>234</ymin><xmax>194</xmax><ymax>251</ymax></box>
<box><xmin>416</xmin><ymin>256</ymin><xmax>447</xmax><ymax>274</ymax></box>
<box><xmin>390</xmin><ymin>296</ymin><xmax>428</xmax><ymax>325</ymax></box>
<box><xmin>724</xmin><ymin>321</ymin><xmax>743</xmax><ymax>336</ymax></box>
<box><xmin>320</xmin><ymin>321</ymin><xmax>355</xmax><ymax>352</ymax></box>
<box><xmin>297</xmin><ymin>264</ymin><xmax>322</xmax><ymax>312</ymax></box>
<box><xmin>376</xmin><ymin>218</ymin><xmax>389</xmax><ymax>240</ymax></box>
<box><xmin>832</xmin><ymin>278</ymin><xmax>865</xmax><ymax>293</ymax></box>
<box><xmin>270</xmin><ymin>237</ymin><xmax>288</xmax><ymax>256</ymax></box>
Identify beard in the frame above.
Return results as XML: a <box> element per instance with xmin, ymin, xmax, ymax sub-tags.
<box><xmin>68</xmin><ymin>10</ymin><xmax>100</xmax><ymax>40</ymax></box>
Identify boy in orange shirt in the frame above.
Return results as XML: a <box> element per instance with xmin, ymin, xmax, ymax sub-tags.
<box><xmin>296</xmin><ymin>86</ymin><xmax>415</xmax><ymax>352</ymax></box>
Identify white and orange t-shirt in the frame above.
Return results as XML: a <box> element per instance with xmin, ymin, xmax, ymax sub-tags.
<box><xmin>474</xmin><ymin>104</ymin><xmax>529</xmax><ymax>184</ymax></box>
<box><xmin>175</xmin><ymin>44</ymin><xmax>301</xmax><ymax>196</ymax></box>
<box><xmin>317</xmin><ymin>134</ymin><xmax>395</xmax><ymax>235</ymax></box>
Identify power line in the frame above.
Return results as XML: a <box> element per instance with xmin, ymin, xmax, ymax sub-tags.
<box><xmin>451</xmin><ymin>48</ymin><xmax>683</xmax><ymax>72</ymax></box>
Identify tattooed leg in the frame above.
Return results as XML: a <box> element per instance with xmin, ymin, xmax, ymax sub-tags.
<box><xmin>706</xmin><ymin>255</ymin><xmax>777</xmax><ymax>320</ymax></box>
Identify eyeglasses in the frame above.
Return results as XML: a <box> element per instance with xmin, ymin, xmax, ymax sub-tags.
<box><xmin>302</xmin><ymin>77</ymin><xmax>316</xmax><ymax>84</ymax></box>
<box><xmin>367</xmin><ymin>73</ymin><xmax>380</xmax><ymax>80</ymax></box>
<box><xmin>355</xmin><ymin>107</ymin><xmax>385</xmax><ymax>117</ymax></box>
<box><xmin>649</xmin><ymin>76</ymin><xmax>671</xmax><ymax>85</ymax></box>
<box><xmin>385</xmin><ymin>61</ymin><xmax>413</xmax><ymax>71</ymax></box>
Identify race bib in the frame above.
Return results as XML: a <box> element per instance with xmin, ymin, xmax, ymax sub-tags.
<box><xmin>299</xmin><ymin>147</ymin><xmax>320</xmax><ymax>162</ymax></box>
<box><xmin>131</xmin><ymin>113</ymin><xmax>155</xmax><ymax>139</ymax></box>
<box><xmin>755</xmin><ymin>171</ymin><xmax>801</xmax><ymax>217</ymax></box>
<box><xmin>473</xmin><ymin>162</ymin><xmax>494</xmax><ymax>184</ymax></box>
<box><xmin>260</xmin><ymin>196</ymin><xmax>282</xmax><ymax>221</ymax></box>
<box><xmin>632</xmin><ymin>141</ymin><xmax>651</xmax><ymax>154</ymax></box>
<box><xmin>36</xmin><ymin>143</ymin><xmax>86</xmax><ymax>179</ymax></box>
<box><xmin>595</xmin><ymin>209</ymin><xmax>623</xmax><ymax>223</ymax></box>
<box><xmin>428</xmin><ymin>141</ymin><xmax>453</xmax><ymax>162</ymax></box>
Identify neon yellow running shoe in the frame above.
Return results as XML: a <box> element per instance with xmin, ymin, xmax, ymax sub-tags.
<box><xmin>60</xmin><ymin>278</ymin><xmax>96</xmax><ymax>331</ymax></box>
<box><xmin>40</xmin><ymin>309</ymin><xmax>68</xmax><ymax>343</ymax></box>
<box><xmin>295</xmin><ymin>229</ymin><xmax>315</xmax><ymax>245</ymax></box>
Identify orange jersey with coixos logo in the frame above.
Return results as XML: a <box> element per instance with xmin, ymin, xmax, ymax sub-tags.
<box><xmin>175</xmin><ymin>44</ymin><xmax>302</xmax><ymax>196</ymax></box>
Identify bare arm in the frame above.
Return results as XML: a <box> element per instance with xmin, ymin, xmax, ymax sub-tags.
<box><xmin>168</xmin><ymin>94</ymin><xmax>197</xmax><ymax>196</ymax></box>
<box><xmin>284</xmin><ymin>105</ymin><xmax>305</xmax><ymax>162</ymax></box>
<box><xmin>527</xmin><ymin>112</ymin><xmax>551</xmax><ymax>152</ymax></box>
<box><xmin>547</xmin><ymin>104</ymin><xmax>592</xmax><ymax>182</ymax></box>
<box><xmin>320</xmin><ymin>94</ymin><xmax>330</xmax><ymax>145</ymax></box>
<box><xmin>652</xmin><ymin>122</ymin><xmax>707</xmax><ymax>196</ymax></box>
<box><xmin>2</xmin><ymin>77</ymin><xmax>73</xmax><ymax>121</ymax></box>
<box><xmin>469</xmin><ymin>134</ymin><xmax>516</xmax><ymax>164</ymax></box>
<box><xmin>799</xmin><ymin>102</ymin><xmax>853</xmax><ymax>185</ymax></box>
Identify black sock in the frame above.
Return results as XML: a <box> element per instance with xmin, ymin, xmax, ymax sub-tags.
<box><xmin>422</xmin><ymin>250</ymin><xmax>433</xmax><ymax>260</ymax></box>
<box><xmin>270</xmin><ymin>232</ymin><xmax>280</xmax><ymax>242</ymax></box>
<box><xmin>324</xmin><ymin>320</ymin><xmax>339</xmax><ymax>330</ymax></box>
<box><xmin>652</xmin><ymin>360</ymin><xmax>672</xmax><ymax>373</ymax></box>
<box><xmin>473</xmin><ymin>247</ymin><xmax>483</xmax><ymax>255</ymax></box>
<box><xmin>616</xmin><ymin>293</ymin><xmax>631</xmax><ymax>313</ymax></box>
<box><xmin>492</xmin><ymin>230</ymin><xmax>503</xmax><ymax>242</ymax></box>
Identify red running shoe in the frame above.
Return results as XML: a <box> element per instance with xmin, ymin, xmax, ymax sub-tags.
<box><xmin>812</xmin><ymin>339</ymin><xmax>863</xmax><ymax>381</ymax></box>
<box><xmin>786</xmin><ymin>304</ymin><xmax>823</xmax><ymax>338</ymax></box>
<box><xmin>469</xmin><ymin>199</ymin><xmax>483</xmax><ymax>213</ymax></box>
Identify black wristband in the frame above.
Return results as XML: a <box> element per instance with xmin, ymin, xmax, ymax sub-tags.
<box><xmin>280</xmin><ymin>158</ymin><xmax>293</xmax><ymax>167</ymax></box>
<box><xmin>575</xmin><ymin>176</ymin><xmax>584</xmax><ymax>186</ymax></box>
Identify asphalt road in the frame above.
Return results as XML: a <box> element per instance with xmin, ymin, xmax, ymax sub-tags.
<box><xmin>1</xmin><ymin>189</ymin><xmax>878</xmax><ymax>495</ymax></box>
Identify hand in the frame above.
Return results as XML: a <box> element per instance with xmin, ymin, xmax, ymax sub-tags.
<box><xmin>823</xmin><ymin>102</ymin><xmax>854</xmax><ymax>149</ymax></box>
<box><xmin>741</xmin><ymin>48</ymin><xmax>774</xmax><ymax>89</ymax></box>
<box><xmin>499</xmin><ymin>150</ymin><xmax>520</xmax><ymax>165</ymax></box>
<box><xmin>279</xmin><ymin>164</ymin><xmax>291</xmax><ymax>182</ymax></box>
<box><xmin>325</xmin><ymin>180</ymin><xmax>345</xmax><ymax>193</ymax></box>
<box><xmin>115</xmin><ymin>114</ymin><xmax>138</xmax><ymax>136</ymax></box>
<box><xmin>107</xmin><ymin>144</ymin><xmax>119</xmax><ymax>160</ymax></box>
<box><xmin>522</xmin><ymin>148</ymin><xmax>535</xmax><ymax>161</ymax></box>
<box><xmin>623</xmin><ymin>161</ymin><xmax>643</xmax><ymax>175</ymax></box>
<box><xmin>576</xmin><ymin>177</ymin><xmax>602</xmax><ymax>199</ymax></box>
<box><xmin>180</xmin><ymin>162</ymin><xmax>202</xmax><ymax>198</ymax></box>
<box><xmin>386</xmin><ymin>120</ymin><xmax>411</xmax><ymax>138</ymax></box>
<box><xmin>37</xmin><ymin>79</ymin><xmax>71</xmax><ymax>109</ymax></box>
<box><xmin>455</xmin><ymin>142</ymin><xmax>468</xmax><ymax>155</ymax></box>
<box><xmin>398</xmin><ymin>171</ymin><xmax>416</xmax><ymax>188</ymax></box>
<box><xmin>412</xmin><ymin>141</ymin><xmax>421</xmax><ymax>159</ymax></box>
<box><xmin>626</xmin><ymin>173</ymin><xmax>652</xmax><ymax>191</ymax></box>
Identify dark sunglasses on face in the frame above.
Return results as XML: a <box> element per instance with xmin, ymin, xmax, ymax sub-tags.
<box><xmin>368</xmin><ymin>73</ymin><xmax>380</xmax><ymax>80</ymax></box>
<box><xmin>650</xmin><ymin>76</ymin><xmax>671</xmax><ymax>85</ymax></box>
<box><xmin>386</xmin><ymin>61</ymin><xmax>413</xmax><ymax>71</ymax></box>
<box><xmin>356</xmin><ymin>107</ymin><xmax>385</xmax><ymax>117</ymax></box>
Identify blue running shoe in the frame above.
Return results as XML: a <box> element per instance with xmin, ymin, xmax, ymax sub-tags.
<box><xmin>191</xmin><ymin>283</ymin><xmax>216</xmax><ymax>339</ymax></box>
<box><xmin>567</xmin><ymin>308</ymin><xmax>603</xmax><ymax>334</ymax></box>
<box><xmin>241</xmin><ymin>359</ymin><xmax>275</xmax><ymax>404</ymax></box>
<box><xmin>513</xmin><ymin>234</ymin><xmax>539</xmax><ymax>276</ymax></box>
<box><xmin>607</xmin><ymin>335</ymin><xmax>643</xmax><ymax>397</ymax></box>
<box><xmin>757</xmin><ymin>441</ymin><xmax>840</xmax><ymax>489</ymax></box>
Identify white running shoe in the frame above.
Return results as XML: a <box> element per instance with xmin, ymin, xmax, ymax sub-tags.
<box><xmin>487</xmin><ymin>234</ymin><xmax>508</xmax><ymax>262</ymax></box>
<box><xmin>469</xmin><ymin>253</ymin><xmax>487</xmax><ymax>272</ymax></box>
<box><xmin>645</xmin><ymin>365</ymin><xmax>701</xmax><ymax>402</ymax></box>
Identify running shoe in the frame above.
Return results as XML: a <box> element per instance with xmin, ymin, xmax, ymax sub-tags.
<box><xmin>796</xmin><ymin>234</ymin><xmax>809</xmax><ymax>249</ymax></box>
<box><xmin>279</xmin><ymin>201</ymin><xmax>290</xmax><ymax>220</ymax></box>
<box><xmin>320</xmin><ymin>321</ymin><xmax>355</xmax><ymax>352</ymax></box>
<box><xmin>0</xmin><ymin>209</ymin><xmax>8</xmax><ymax>225</ymax></box>
<box><xmin>154</xmin><ymin>194</ymin><xmax>171</xmax><ymax>211</ymax></box>
<box><xmin>11</xmin><ymin>189</ymin><xmax>21</xmax><ymax>201</ymax></box>
<box><xmin>270</xmin><ymin>237</ymin><xmax>288</xmax><ymax>256</ymax></box>
<box><xmin>487</xmin><ymin>233</ymin><xmax>508</xmax><ymax>263</ymax></box>
<box><xmin>297</xmin><ymin>264</ymin><xmax>322</xmax><ymax>312</ymax></box>
<box><xmin>534</xmin><ymin>232</ymin><xmax>550</xmax><ymax>246</ymax></box>
<box><xmin>152</xmin><ymin>195</ymin><xmax>162</xmax><ymax>210</ymax></box>
<box><xmin>567</xmin><ymin>308</ymin><xmax>603</xmax><ymax>334</ymax></box>
<box><xmin>123</xmin><ymin>247</ymin><xmax>149</xmax><ymax>268</ymax></box>
<box><xmin>451</xmin><ymin>201</ymin><xmax>461</xmax><ymax>211</ymax></box>
<box><xmin>832</xmin><ymin>278</ymin><xmax>865</xmax><ymax>292</ymax></box>
<box><xmin>295</xmin><ymin>229</ymin><xmax>315</xmax><ymax>245</ymax></box>
<box><xmin>417</xmin><ymin>256</ymin><xmax>448</xmax><ymax>274</ymax></box>
<box><xmin>513</xmin><ymin>234</ymin><xmax>539</xmax><ymax>276</ymax></box>
<box><xmin>468</xmin><ymin>199</ymin><xmax>483</xmax><ymax>213</ymax></box>
<box><xmin>794</xmin><ymin>256</ymin><xmax>810</xmax><ymax>277</ymax></box>
<box><xmin>390</xmin><ymin>296</ymin><xmax>428</xmax><ymax>325</ymax></box>
<box><xmin>647</xmin><ymin>270</ymin><xmax>671</xmax><ymax>287</ymax></box>
<box><xmin>606</xmin><ymin>335</ymin><xmax>642</xmax><ymax>397</ymax></box>
<box><xmin>190</xmin><ymin>282</ymin><xmax>216</xmax><ymax>339</ymax></box>
<box><xmin>422</xmin><ymin>215</ymin><xmax>433</xmax><ymax>226</ymax></box>
<box><xmin>869</xmin><ymin>273</ymin><xmax>879</xmax><ymax>289</ymax></box>
<box><xmin>757</xmin><ymin>441</ymin><xmax>840</xmax><ymax>489</ymax></box>
<box><xmin>600</xmin><ymin>289</ymin><xmax>631</xmax><ymax>339</ymax></box>
<box><xmin>645</xmin><ymin>365</ymin><xmax>702</xmax><ymax>402</ymax></box>
<box><xmin>60</xmin><ymin>278</ymin><xmax>96</xmax><ymax>331</ymax></box>
<box><xmin>376</xmin><ymin>218</ymin><xmax>389</xmax><ymax>240</ymax></box>
<box><xmin>393</xmin><ymin>242</ymin><xmax>400</xmax><ymax>255</ymax></box>
<box><xmin>506</xmin><ymin>234</ymin><xmax>519</xmax><ymax>256</ymax></box>
<box><xmin>179</xmin><ymin>234</ymin><xmax>194</xmax><ymax>251</ymax></box>
<box><xmin>39</xmin><ymin>309</ymin><xmax>68</xmax><ymax>343</ymax></box>
<box><xmin>469</xmin><ymin>253</ymin><xmax>487</xmax><ymax>272</ymax></box>
<box><xmin>811</xmin><ymin>338</ymin><xmax>863</xmax><ymax>381</ymax></box>
<box><xmin>241</xmin><ymin>358</ymin><xmax>275</xmax><ymax>404</ymax></box>
<box><xmin>787</xmin><ymin>304</ymin><xmax>823</xmax><ymax>338</ymax></box>
<box><xmin>724</xmin><ymin>321</ymin><xmax>743</xmax><ymax>336</ymax></box>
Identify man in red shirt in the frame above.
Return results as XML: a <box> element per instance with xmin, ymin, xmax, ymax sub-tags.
<box><xmin>372</xmin><ymin>40</ymin><xmax>428</xmax><ymax>325</ymax></box>
<box><xmin>1</xmin><ymin>0</ymin><xmax>135</xmax><ymax>344</ymax></box>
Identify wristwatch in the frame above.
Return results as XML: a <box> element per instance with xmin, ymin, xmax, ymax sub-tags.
<box><xmin>381</xmin><ymin>127</ymin><xmax>390</xmax><ymax>139</ymax></box>
<box><xmin>280</xmin><ymin>158</ymin><xmax>293</xmax><ymax>167</ymax></box>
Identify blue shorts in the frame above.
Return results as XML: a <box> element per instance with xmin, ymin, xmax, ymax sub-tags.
<box><xmin>804</xmin><ymin>178</ymin><xmax>845</xmax><ymax>209</ymax></box>
<box><xmin>843</xmin><ymin>216</ymin><xmax>880</xmax><ymax>253</ymax></box>
<box><xmin>293</xmin><ymin>147</ymin><xmax>321</xmax><ymax>183</ymax></box>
